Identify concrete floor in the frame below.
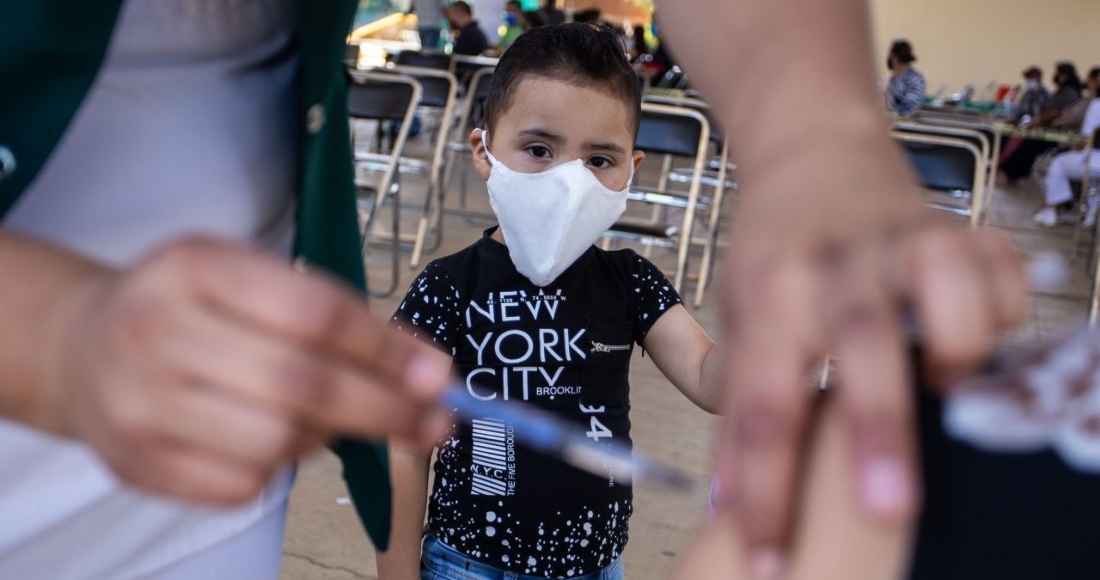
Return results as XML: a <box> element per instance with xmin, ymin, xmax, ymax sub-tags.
<box><xmin>279</xmin><ymin>128</ymin><xmax>1093</xmax><ymax>579</ymax></box>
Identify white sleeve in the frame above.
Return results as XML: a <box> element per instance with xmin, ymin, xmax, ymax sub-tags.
<box><xmin>1082</xmin><ymin>100</ymin><xmax>1100</xmax><ymax>138</ymax></box>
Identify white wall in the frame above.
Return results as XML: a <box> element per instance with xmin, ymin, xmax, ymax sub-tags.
<box><xmin>471</xmin><ymin>0</ymin><xmax>504</xmax><ymax>43</ymax></box>
<box><xmin>870</xmin><ymin>0</ymin><xmax>1100</xmax><ymax>95</ymax></box>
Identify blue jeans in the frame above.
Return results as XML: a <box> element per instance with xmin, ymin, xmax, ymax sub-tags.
<box><xmin>419</xmin><ymin>26</ymin><xmax>441</xmax><ymax>50</ymax></box>
<box><xmin>420</xmin><ymin>535</ymin><xmax>624</xmax><ymax>580</ymax></box>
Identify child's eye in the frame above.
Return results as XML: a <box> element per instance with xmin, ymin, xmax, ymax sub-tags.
<box><xmin>526</xmin><ymin>145</ymin><xmax>552</xmax><ymax>159</ymax></box>
<box><xmin>588</xmin><ymin>156</ymin><xmax>614</xmax><ymax>169</ymax></box>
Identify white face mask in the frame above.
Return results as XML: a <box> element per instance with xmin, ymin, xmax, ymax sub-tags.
<box><xmin>483</xmin><ymin>132</ymin><xmax>632</xmax><ymax>286</ymax></box>
<box><xmin>1027</xmin><ymin>80</ymin><xmax>1041</xmax><ymax>91</ymax></box>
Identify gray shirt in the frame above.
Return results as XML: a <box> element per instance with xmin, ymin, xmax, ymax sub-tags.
<box><xmin>416</xmin><ymin>0</ymin><xmax>447</xmax><ymax>28</ymax></box>
<box><xmin>0</xmin><ymin>1</ymin><xmax>298</xmax><ymax>577</ymax></box>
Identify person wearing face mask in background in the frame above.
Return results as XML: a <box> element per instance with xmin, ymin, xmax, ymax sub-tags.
<box><xmin>1054</xmin><ymin>67</ymin><xmax>1100</xmax><ymax>132</ymax></box>
<box><xmin>1015</xmin><ymin>66</ymin><xmax>1051</xmax><ymax>125</ymax></box>
<box><xmin>496</xmin><ymin>0</ymin><xmax>526</xmax><ymax>52</ymax></box>
<box><xmin>1041</xmin><ymin>62</ymin><xmax>1084</xmax><ymax>125</ymax></box>
<box><xmin>376</xmin><ymin>24</ymin><xmax>725</xmax><ymax>580</ymax></box>
<box><xmin>999</xmin><ymin>66</ymin><xmax>1055</xmax><ymax>185</ymax></box>
<box><xmin>1002</xmin><ymin>63</ymin><xmax>1088</xmax><ymax>186</ymax></box>
<box><xmin>885</xmin><ymin>40</ymin><xmax>926</xmax><ymax>117</ymax></box>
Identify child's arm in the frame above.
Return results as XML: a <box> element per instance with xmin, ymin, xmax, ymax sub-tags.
<box><xmin>674</xmin><ymin>394</ymin><xmax>913</xmax><ymax>580</ymax></box>
<box><xmin>643</xmin><ymin>304</ymin><xmax>723</xmax><ymax>414</ymax></box>
<box><xmin>375</xmin><ymin>442</ymin><xmax>432</xmax><ymax>580</ymax></box>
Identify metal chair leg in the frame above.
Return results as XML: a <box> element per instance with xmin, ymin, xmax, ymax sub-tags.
<box><xmin>369</xmin><ymin>178</ymin><xmax>403</xmax><ymax>298</ymax></box>
<box><xmin>693</xmin><ymin>142</ymin><xmax>731</xmax><ymax>308</ymax></box>
<box><xmin>674</xmin><ymin>162</ymin><xmax>706</xmax><ymax>292</ymax></box>
<box><xmin>643</xmin><ymin>154</ymin><xmax>675</xmax><ymax>261</ymax></box>
<box><xmin>409</xmin><ymin>180</ymin><xmax>435</xmax><ymax>270</ymax></box>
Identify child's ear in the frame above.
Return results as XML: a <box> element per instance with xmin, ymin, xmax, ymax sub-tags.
<box><xmin>470</xmin><ymin>128</ymin><xmax>493</xmax><ymax>181</ymax></box>
<box><xmin>632</xmin><ymin>150</ymin><xmax>645</xmax><ymax>173</ymax></box>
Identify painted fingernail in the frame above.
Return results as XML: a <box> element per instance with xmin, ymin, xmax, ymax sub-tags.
<box><xmin>749</xmin><ymin>548</ymin><xmax>784</xmax><ymax>580</ymax></box>
<box><xmin>859</xmin><ymin>456</ymin><xmax>912</xmax><ymax>515</ymax></box>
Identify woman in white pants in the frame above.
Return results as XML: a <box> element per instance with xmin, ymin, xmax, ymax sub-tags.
<box><xmin>1035</xmin><ymin>98</ymin><xmax>1100</xmax><ymax>227</ymax></box>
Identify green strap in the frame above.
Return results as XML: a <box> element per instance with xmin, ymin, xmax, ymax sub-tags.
<box><xmin>0</xmin><ymin>0</ymin><xmax>393</xmax><ymax>549</ymax></box>
<box><xmin>292</xmin><ymin>0</ymin><xmax>394</xmax><ymax>550</ymax></box>
<box><xmin>0</xmin><ymin>0</ymin><xmax>127</xmax><ymax>214</ymax></box>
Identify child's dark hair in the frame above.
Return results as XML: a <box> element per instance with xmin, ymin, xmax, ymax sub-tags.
<box><xmin>482</xmin><ymin>23</ymin><xmax>642</xmax><ymax>137</ymax></box>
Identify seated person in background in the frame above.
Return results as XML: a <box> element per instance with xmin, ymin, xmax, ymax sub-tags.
<box><xmin>446</xmin><ymin>1</ymin><xmax>490</xmax><ymax>56</ymax></box>
<box><xmin>1003</xmin><ymin>65</ymin><xmax>1090</xmax><ymax>183</ymax></box>
<box><xmin>885</xmin><ymin>40</ymin><xmax>926</xmax><ymax>116</ymax></box>
<box><xmin>628</xmin><ymin>24</ymin><xmax>650</xmax><ymax>62</ymax></box>
<box><xmin>522</xmin><ymin>10</ymin><xmax>545</xmax><ymax>31</ymax></box>
<box><xmin>1033</xmin><ymin>96</ymin><xmax>1100</xmax><ymax>227</ymax></box>
<box><xmin>1014</xmin><ymin>65</ymin><xmax>1050</xmax><ymax>124</ymax></box>
<box><xmin>490</xmin><ymin>6</ymin><xmax>544</xmax><ymax>57</ymax></box>
<box><xmin>1055</xmin><ymin>67</ymin><xmax>1100</xmax><ymax>131</ymax></box>
<box><xmin>644</xmin><ymin>15</ymin><xmax>677</xmax><ymax>85</ymax></box>
<box><xmin>539</xmin><ymin>0</ymin><xmax>566</xmax><ymax>25</ymax></box>
<box><xmin>376</xmin><ymin>23</ymin><xmax>723</xmax><ymax>580</ymax></box>
<box><xmin>496</xmin><ymin>1</ymin><xmax>525</xmax><ymax>52</ymax></box>
<box><xmin>1040</xmin><ymin>61</ymin><xmax>1084</xmax><ymax>125</ymax></box>
<box><xmin>573</xmin><ymin>8</ymin><xmax>602</xmax><ymax>24</ymax></box>
<box><xmin>999</xmin><ymin>66</ymin><xmax>1056</xmax><ymax>183</ymax></box>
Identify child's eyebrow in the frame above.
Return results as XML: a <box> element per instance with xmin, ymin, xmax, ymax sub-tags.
<box><xmin>584</xmin><ymin>141</ymin><xmax>628</xmax><ymax>155</ymax></box>
<box><xmin>516</xmin><ymin>128</ymin><xmax>628</xmax><ymax>155</ymax></box>
<box><xmin>516</xmin><ymin>128</ymin><xmax>564</xmax><ymax>142</ymax></box>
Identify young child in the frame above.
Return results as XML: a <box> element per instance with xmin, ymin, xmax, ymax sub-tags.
<box><xmin>377</xmin><ymin>23</ymin><xmax>722</xmax><ymax>580</ymax></box>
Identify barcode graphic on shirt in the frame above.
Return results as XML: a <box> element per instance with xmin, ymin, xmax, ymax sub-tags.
<box><xmin>470</xmin><ymin>419</ymin><xmax>508</xmax><ymax>496</ymax></box>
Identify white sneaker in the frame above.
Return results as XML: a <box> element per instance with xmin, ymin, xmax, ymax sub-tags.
<box><xmin>1032</xmin><ymin>207</ymin><xmax>1058</xmax><ymax>227</ymax></box>
<box><xmin>1085</xmin><ymin>198</ymin><xmax>1100</xmax><ymax>229</ymax></box>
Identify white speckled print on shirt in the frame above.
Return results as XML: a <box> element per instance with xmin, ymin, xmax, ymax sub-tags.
<box><xmin>392</xmin><ymin>228</ymin><xmax>682</xmax><ymax>578</ymax></box>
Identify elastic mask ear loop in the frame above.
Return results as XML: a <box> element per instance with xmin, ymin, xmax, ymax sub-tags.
<box><xmin>482</xmin><ymin>130</ymin><xmax>499</xmax><ymax>166</ymax></box>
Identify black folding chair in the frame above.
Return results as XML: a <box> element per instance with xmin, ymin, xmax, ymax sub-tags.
<box><xmin>893</xmin><ymin>123</ymin><xmax>988</xmax><ymax>227</ymax></box>
<box><xmin>347</xmin><ymin>71</ymin><xmax>422</xmax><ymax>297</ymax></box>
<box><xmin>441</xmin><ymin>67</ymin><xmax>495</xmax><ymax>220</ymax></box>
<box><xmin>344</xmin><ymin>43</ymin><xmax>362</xmax><ymax>68</ymax></box>
<box><xmin>642</xmin><ymin>94</ymin><xmax>735</xmax><ymax>307</ymax></box>
<box><xmin>911</xmin><ymin>115</ymin><xmax>1000</xmax><ymax>223</ymax></box>
<box><xmin>604</xmin><ymin>103</ymin><xmax>711</xmax><ymax>291</ymax></box>
<box><xmin>451</xmin><ymin>54</ymin><xmax>500</xmax><ymax>89</ymax></box>
<box><xmin>385</xmin><ymin>65</ymin><xmax>460</xmax><ymax>269</ymax></box>
<box><xmin>395</xmin><ymin>49</ymin><xmax>453</xmax><ymax>71</ymax></box>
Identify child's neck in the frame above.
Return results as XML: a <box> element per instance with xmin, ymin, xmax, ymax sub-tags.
<box><xmin>491</xmin><ymin>227</ymin><xmax>506</xmax><ymax>245</ymax></box>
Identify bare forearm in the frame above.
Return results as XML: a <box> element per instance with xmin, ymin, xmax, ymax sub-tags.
<box><xmin>656</xmin><ymin>0</ymin><xmax>898</xmax><ymax>187</ymax></box>
<box><xmin>376</xmin><ymin>442</ymin><xmax>432</xmax><ymax>579</ymax></box>
<box><xmin>0</xmin><ymin>231</ymin><xmax>110</xmax><ymax>429</ymax></box>
<box><xmin>697</xmin><ymin>345</ymin><xmax>724</xmax><ymax>414</ymax></box>
<box><xmin>644</xmin><ymin>306</ymin><xmax>721</xmax><ymax>413</ymax></box>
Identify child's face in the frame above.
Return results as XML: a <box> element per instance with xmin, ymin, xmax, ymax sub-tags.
<box><xmin>471</xmin><ymin>77</ymin><xmax>644</xmax><ymax>192</ymax></box>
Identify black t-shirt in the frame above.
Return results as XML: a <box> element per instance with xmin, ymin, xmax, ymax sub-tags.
<box><xmin>908</xmin><ymin>391</ymin><xmax>1100</xmax><ymax>580</ymax></box>
<box><xmin>907</xmin><ymin>335</ymin><xmax>1100</xmax><ymax>580</ymax></box>
<box><xmin>392</xmin><ymin>229</ymin><xmax>682</xmax><ymax>578</ymax></box>
<box><xmin>539</xmin><ymin>7</ymin><xmax>566</xmax><ymax>25</ymax></box>
<box><xmin>452</xmin><ymin>21</ymin><xmax>490</xmax><ymax>56</ymax></box>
